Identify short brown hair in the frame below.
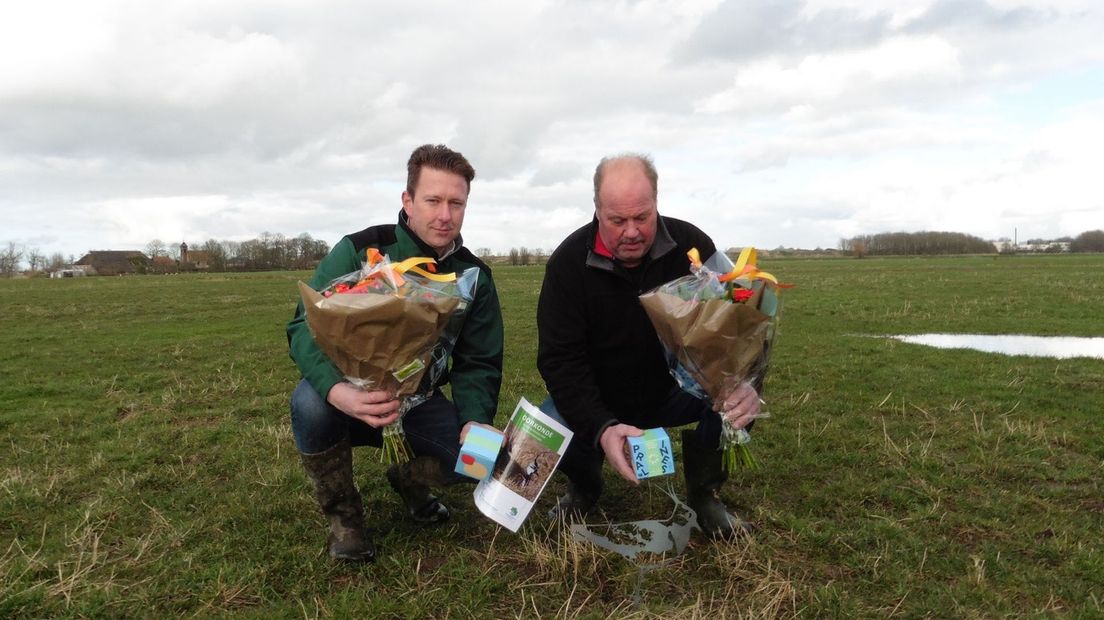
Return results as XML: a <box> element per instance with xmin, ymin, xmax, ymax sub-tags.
<box><xmin>406</xmin><ymin>144</ymin><xmax>476</xmax><ymax>196</ymax></box>
<box><xmin>593</xmin><ymin>153</ymin><xmax>658</xmax><ymax>208</ymax></box>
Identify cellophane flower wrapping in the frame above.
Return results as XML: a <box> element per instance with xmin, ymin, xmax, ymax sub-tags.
<box><xmin>298</xmin><ymin>250</ymin><xmax>479</xmax><ymax>463</ymax></box>
<box><xmin>639</xmin><ymin>249</ymin><xmax>783</xmax><ymax>472</ymax></box>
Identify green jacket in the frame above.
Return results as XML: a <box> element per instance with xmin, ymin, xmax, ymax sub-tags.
<box><xmin>287</xmin><ymin>212</ymin><xmax>503</xmax><ymax>426</ymax></box>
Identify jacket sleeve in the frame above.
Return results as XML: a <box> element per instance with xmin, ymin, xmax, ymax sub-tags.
<box><xmin>286</xmin><ymin>238</ymin><xmax>360</xmax><ymax>400</ymax></box>
<box><xmin>536</xmin><ymin>254</ymin><xmax>620</xmax><ymax>449</ymax></box>
<box><xmin>449</xmin><ymin>269</ymin><xmax>504</xmax><ymax>426</ymax></box>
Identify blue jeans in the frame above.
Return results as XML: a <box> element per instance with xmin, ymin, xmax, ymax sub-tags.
<box><xmin>540</xmin><ymin>386</ymin><xmax>722</xmax><ymax>487</ymax></box>
<box><xmin>290</xmin><ymin>379</ymin><xmax>467</xmax><ymax>483</ymax></box>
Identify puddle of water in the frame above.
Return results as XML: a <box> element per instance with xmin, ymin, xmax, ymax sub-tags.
<box><xmin>888</xmin><ymin>334</ymin><xmax>1104</xmax><ymax>360</ymax></box>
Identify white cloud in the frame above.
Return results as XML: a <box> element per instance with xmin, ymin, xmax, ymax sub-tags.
<box><xmin>696</xmin><ymin>35</ymin><xmax>962</xmax><ymax>115</ymax></box>
<box><xmin>0</xmin><ymin>0</ymin><xmax>1102</xmax><ymax>260</ymax></box>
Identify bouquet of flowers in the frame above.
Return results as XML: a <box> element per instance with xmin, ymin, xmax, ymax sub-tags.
<box><xmin>639</xmin><ymin>247</ymin><xmax>787</xmax><ymax>472</ymax></box>
<box><xmin>298</xmin><ymin>248</ymin><xmax>478</xmax><ymax>463</ymax></box>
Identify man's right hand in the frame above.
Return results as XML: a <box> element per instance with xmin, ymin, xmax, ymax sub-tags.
<box><xmin>599</xmin><ymin>423</ymin><xmax>644</xmax><ymax>484</ymax></box>
<box><xmin>327</xmin><ymin>382</ymin><xmax>401</xmax><ymax>428</ymax></box>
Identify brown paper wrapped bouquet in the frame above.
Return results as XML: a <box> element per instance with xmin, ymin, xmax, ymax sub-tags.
<box><xmin>639</xmin><ymin>247</ymin><xmax>787</xmax><ymax>471</ymax></box>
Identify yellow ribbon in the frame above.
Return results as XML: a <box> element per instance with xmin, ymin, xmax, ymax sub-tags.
<box><xmin>392</xmin><ymin>256</ymin><xmax>457</xmax><ymax>282</ymax></box>
<box><xmin>686</xmin><ymin>247</ymin><xmax>779</xmax><ymax>285</ymax></box>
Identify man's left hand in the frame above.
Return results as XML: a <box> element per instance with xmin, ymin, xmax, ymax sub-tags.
<box><xmin>721</xmin><ymin>382</ymin><xmax>761</xmax><ymax>430</ymax></box>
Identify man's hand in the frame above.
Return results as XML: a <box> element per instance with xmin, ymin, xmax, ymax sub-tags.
<box><xmin>599</xmin><ymin>423</ymin><xmax>644</xmax><ymax>484</ymax></box>
<box><xmin>327</xmin><ymin>382</ymin><xmax>401</xmax><ymax>428</ymax></box>
<box><xmin>460</xmin><ymin>421</ymin><xmax>500</xmax><ymax>444</ymax></box>
<box><xmin>721</xmin><ymin>382</ymin><xmax>761</xmax><ymax>430</ymax></box>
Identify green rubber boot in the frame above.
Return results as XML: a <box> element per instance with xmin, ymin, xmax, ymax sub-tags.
<box><xmin>386</xmin><ymin>456</ymin><xmax>450</xmax><ymax>524</ymax></box>
<box><xmin>300</xmin><ymin>439</ymin><xmax>376</xmax><ymax>562</ymax></box>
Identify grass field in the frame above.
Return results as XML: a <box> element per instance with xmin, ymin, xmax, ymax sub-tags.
<box><xmin>2</xmin><ymin>254</ymin><xmax>1102</xmax><ymax>618</ymax></box>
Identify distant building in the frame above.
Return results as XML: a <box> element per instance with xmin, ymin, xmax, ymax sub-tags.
<box><xmin>75</xmin><ymin>251</ymin><xmax>150</xmax><ymax>276</ymax></box>
<box><xmin>50</xmin><ymin>266</ymin><xmax>88</xmax><ymax>278</ymax></box>
<box><xmin>151</xmin><ymin>255</ymin><xmax>178</xmax><ymax>273</ymax></box>
<box><xmin>179</xmin><ymin>242</ymin><xmax>211</xmax><ymax>271</ymax></box>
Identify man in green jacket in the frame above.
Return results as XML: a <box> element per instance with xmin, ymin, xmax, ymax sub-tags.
<box><xmin>287</xmin><ymin>144</ymin><xmax>504</xmax><ymax>562</ymax></box>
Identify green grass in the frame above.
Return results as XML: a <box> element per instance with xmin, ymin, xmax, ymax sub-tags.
<box><xmin>1</xmin><ymin>254</ymin><xmax>1102</xmax><ymax>618</ymax></box>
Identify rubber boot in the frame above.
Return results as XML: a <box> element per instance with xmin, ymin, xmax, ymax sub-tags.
<box><xmin>386</xmin><ymin>456</ymin><xmax>450</xmax><ymax>524</ymax></box>
<box><xmin>547</xmin><ymin>463</ymin><xmax>603</xmax><ymax>521</ymax></box>
<box><xmin>681</xmin><ymin>429</ymin><xmax>746</xmax><ymax>540</ymax></box>
<box><xmin>300</xmin><ymin>439</ymin><xmax>376</xmax><ymax>562</ymax></box>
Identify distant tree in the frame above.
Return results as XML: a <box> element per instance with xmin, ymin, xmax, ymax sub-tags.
<box><xmin>221</xmin><ymin>241</ymin><xmax>241</xmax><ymax>264</ymax></box>
<box><xmin>238</xmin><ymin>238</ymin><xmax>265</xmax><ymax>270</ymax></box>
<box><xmin>258</xmin><ymin>231</ymin><xmax>287</xmax><ymax>269</ymax></box>
<box><xmin>168</xmin><ymin>243</ymin><xmax>182</xmax><ymax>261</ymax></box>
<box><xmin>48</xmin><ymin>252</ymin><xmax>66</xmax><ymax>272</ymax></box>
<box><xmin>1070</xmin><ymin>229</ymin><xmax>1104</xmax><ymax>253</ymax></box>
<box><xmin>145</xmin><ymin>239</ymin><xmax>167</xmax><ymax>258</ymax></box>
<box><xmin>518</xmin><ymin>247</ymin><xmax>531</xmax><ymax>266</ymax></box>
<box><xmin>842</xmin><ymin>231</ymin><xmax>994</xmax><ymax>256</ymax></box>
<box><xmin>26</xmin><ymin>248</ymin><xmax>44</xmax><ymax>272</ymax></box>
<box><xmin>508</xmin><ymin>248</ymin><xmax>520</xmax><ymax>265</ymax></box>
<box><xmin>288</xmin><ymin>233</ymin><xmax>328</xmax><ymax>270</ymax></box>
<box><xmin>476</xmin><ymin>247</ymin><xmax>493</xmax><ymax>260</ymax></box>
<box><xmin>851</xmin><ymin>239</ymin><xmax>866</xmax><ymax>258</ymax></box>
<box><xmin>0</xmin><ymin>242</ymin><xmax>23</xmax><ymax>277</ymax></box>
<box><xmin>201</xmin><ymin>239</ymin><xmax>228</xmax><ymax>272</ymax></box>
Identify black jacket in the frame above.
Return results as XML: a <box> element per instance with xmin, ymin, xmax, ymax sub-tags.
<box><xmin>536</xmin><ymin>215</ymin><xmax>716</xmax><ymax>447</ymax></box>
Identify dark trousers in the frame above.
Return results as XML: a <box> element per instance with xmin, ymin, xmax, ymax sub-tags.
<box><xmin>290</xmin><ymin>378</ymin><xmax>466</xmax><ymax>483</ymax></box>
<box><xmin>540</xmin><ymin>386</ymin><xmax>722</xmax><ymax>487</ymax></box>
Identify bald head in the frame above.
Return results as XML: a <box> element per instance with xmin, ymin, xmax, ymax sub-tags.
<box><xmin>592</xmin><ymin>153</ymin><xmax>659</xmax><ymax>267</ymax></box>
<box><xmin>593</xmin><ymin>154</ymin><xmax>658</xmax><ymax>209</ymax></box>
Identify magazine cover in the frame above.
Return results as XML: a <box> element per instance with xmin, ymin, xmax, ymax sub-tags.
<box><xmin>473</xmin><ymin>398</ymin><xmax>573</xmax><ymax>532</ymax></box>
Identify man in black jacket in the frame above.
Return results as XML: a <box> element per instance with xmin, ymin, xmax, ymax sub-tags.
<box><xmin>536</xmin><ymin>154</ymin><xmax>760</xmax><ymax>539</ymax></box>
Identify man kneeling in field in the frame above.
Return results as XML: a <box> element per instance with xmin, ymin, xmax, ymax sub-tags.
<box><xmin>286</xmin><ymin>144</ymin><xmax>503</xmax><ymax>561</ymax></box>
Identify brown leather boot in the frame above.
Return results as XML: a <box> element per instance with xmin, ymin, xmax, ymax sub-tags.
<box><xmin>300</xmin><ymin>439</ymin><xmax>376</xmax><ymax>561</ymax></box>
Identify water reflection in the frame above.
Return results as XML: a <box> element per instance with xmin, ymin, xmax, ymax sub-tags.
<box><xmin>890</xmin><ymin>334</ymin><xmax>1104</xmax><ymax>360</ymax></box>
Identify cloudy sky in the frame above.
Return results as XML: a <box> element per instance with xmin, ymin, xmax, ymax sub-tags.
<box><xmin>3</xmin><ymin>0</ymin><xmax>1102</xmax><ymax>259</ymax></box>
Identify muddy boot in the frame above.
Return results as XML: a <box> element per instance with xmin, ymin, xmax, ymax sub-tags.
<box><xmin>681</xmin><ymin>429</ymin><xmax>748</xmax><ymax>540</ymax></box>
<box><xmin>300</xmin><ymin>439</ymin><xmax>376</xmax><ymax>562</ymax></box>
<box><xmin>547</xmin><ymin>464</ymin><xmax>603</xmax><ymax>521</ymax></box>
<box><xmin>386</xmin><ymin>456</ymin><xmax>450</xmax><ymax>524</ymax></box>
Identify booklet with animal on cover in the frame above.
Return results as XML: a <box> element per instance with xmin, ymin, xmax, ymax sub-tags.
<box><xmin>473</xmin><ymin>397</ymin><xmax>573</xmax><ymax>532</ymax></box>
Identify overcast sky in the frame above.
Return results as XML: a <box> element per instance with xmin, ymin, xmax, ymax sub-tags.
<box><xmin>3</xmin><ymin>0</ymin><xmax>1102</xmax><ymax>259</ymax></box>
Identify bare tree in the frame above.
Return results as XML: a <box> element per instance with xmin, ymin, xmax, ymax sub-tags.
<box><xmin>48</xmin><ymin>252</ymin><xmax>66</xmax><ymax>272</ymax></box>
<box><xmin>201</xmin><ymin>239</ymin><xmax>228</xmax><ymax>272</ymax></box>
<box><xmin>1071</xmin><ymin>229</ymin><xmax>1104</xmax><ymax>252</ymax></box>
<box><xmin>851</xmin><ymin>239</ymin><xmax>866</xmax><ymax>259</ymax></box>
<box><xmin>26</xmin><ymin>248</ymin><xmax>44</xmax><ymax>272</ymax></box>
<box><xmin>0</xmin><ymin>242</ymin><xmax>23</xmax><ymax>277</ymax></box>
<box><xmin>145</xmin><ymin>239</ymin><xmax>167</xmax><ymax>258</ymax></box>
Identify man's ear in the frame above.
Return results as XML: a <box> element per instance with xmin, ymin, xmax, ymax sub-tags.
<box><xmin>401</xmin><ymin>191</ymin><xmax>413</xmax><ymax>215</ymax></box>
